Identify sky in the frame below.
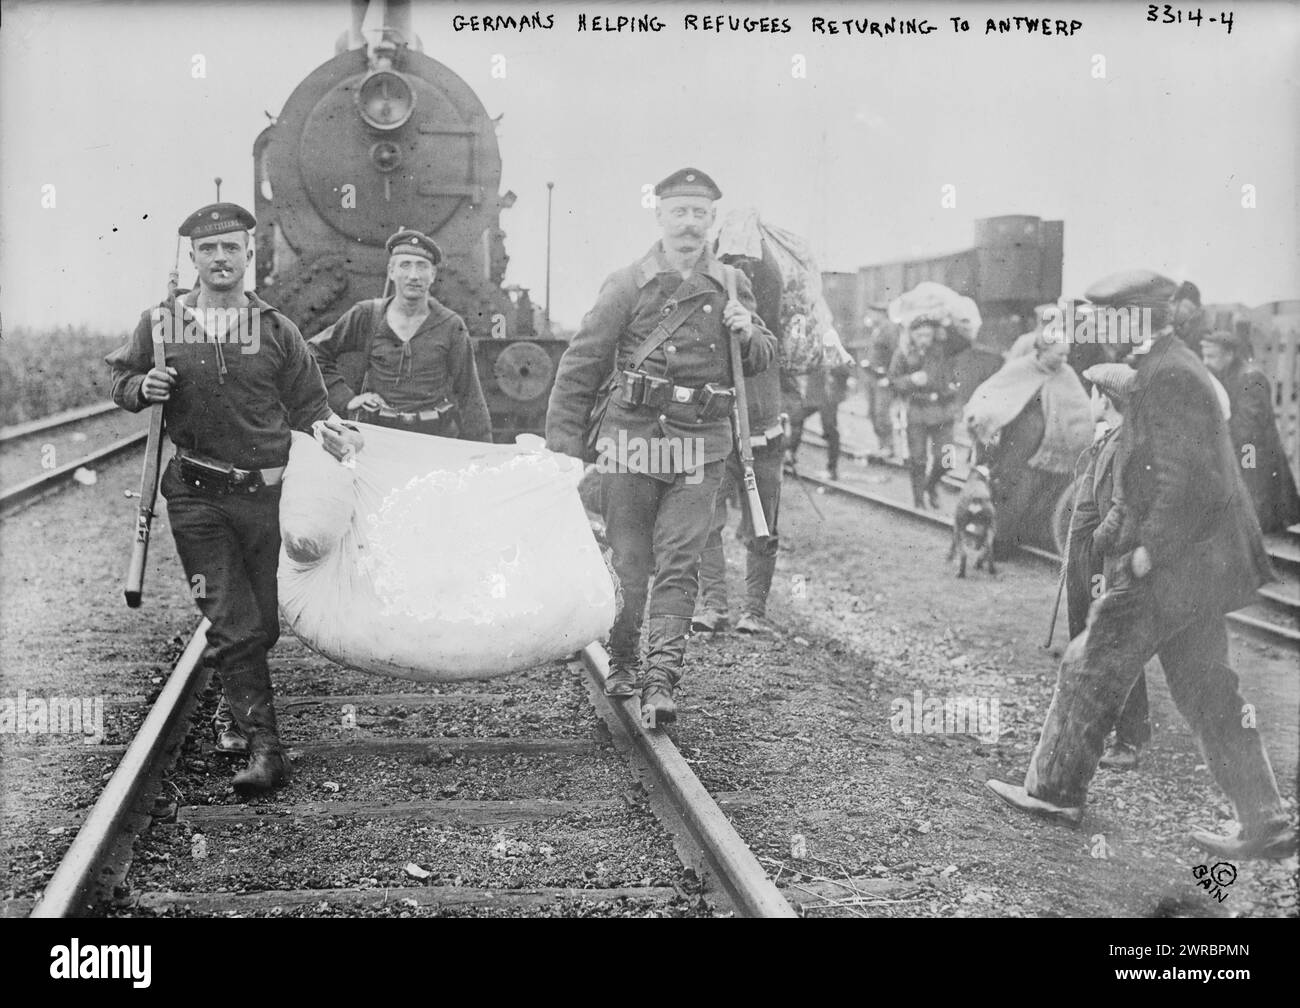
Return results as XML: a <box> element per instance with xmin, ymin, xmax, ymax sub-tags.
<box><xmin>2</xmin><ymin>0</ymin><xmax>1298</xmax><ymax>334</ymax></box>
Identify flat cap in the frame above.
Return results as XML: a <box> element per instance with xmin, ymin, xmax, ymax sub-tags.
<box><xmin>1084</xmin><ymin>269</ymin><xmax>1179</xmax><ymax>308</ymax></box>
<box><xmin>179</xmin><ymin>202</ymin><xmax>256</xmax><ymax>239</ymax></box>
<box><xmin>385</xmin><ymin>228</ymin><xmax>442</xmax><ymax>265</ymax></box>
<box><xmin>1082</xmin><ymin>362</ymin><xmax>1137</xmax><ymax>401</ymax></box>
<box><xmin>654</xmin><ymin>167</ymin><xmax>722</xmax><ymax>201</ymax></box>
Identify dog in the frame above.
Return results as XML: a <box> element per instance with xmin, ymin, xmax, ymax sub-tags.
<box><xmin>949</xmin><ymin>465</ymin><xmax>997</xmax><ymax>578</ymax></box>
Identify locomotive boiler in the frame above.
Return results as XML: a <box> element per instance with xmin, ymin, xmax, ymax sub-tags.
<box><xmin>253</xmin><ymin>0</ymin><xmax>564</xmax><ymax>441</ymax></box>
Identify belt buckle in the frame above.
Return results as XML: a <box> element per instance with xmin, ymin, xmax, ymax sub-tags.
<box><xmin>672</xmin><ymin>386</ymin><xmax>693</xmax><ymax>404</ymax></box>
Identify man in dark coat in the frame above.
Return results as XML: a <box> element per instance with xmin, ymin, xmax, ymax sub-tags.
<box><xmin>545</xmin><ymin>168</ymin><xmax>776</xmax><ymax>727</ymax></box>
<box><xmin>1201</xmin><ymin>330</ymin><xmax>1300</xmax><ymax>534</ymax></box>
<box><xmin>988</xmin><ymin>270</ymin><xmax>1292</xmax><ymax>861</ymax></box>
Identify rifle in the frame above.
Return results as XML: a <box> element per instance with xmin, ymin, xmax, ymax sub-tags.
<box><xmin>724</xmin><ymin>266</ymin><xmax>770</xmax><ymax>538</ymax></box>
<box><xmin>124</xmin><ymin>239</ymin><xmax>180</xmax><ymax>608</ymax></box>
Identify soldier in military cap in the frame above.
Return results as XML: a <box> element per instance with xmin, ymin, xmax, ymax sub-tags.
<box><xmin>309</xmin><ymin>228</ymin><xmax>493</xmax><ymax>441</ymax></box>
<box><xmin>546</xmin><ymin>168</ymin><xmax>777</xmax><ymax>726</ymax></box>
<box><xmin>988</xmin><ymin>270</ymin><xmax>1292</xmax><ymax>860</ymax></box>
<box><xmin>107</xmin><ymin>202</ymin><xmax>364</xmax><ymax>795</ymax></box>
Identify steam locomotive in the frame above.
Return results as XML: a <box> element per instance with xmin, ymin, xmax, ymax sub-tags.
<box><xmin>252</xmin><ymin>0</ymin><xmax>564</xmax><ymax>441</ymax></box>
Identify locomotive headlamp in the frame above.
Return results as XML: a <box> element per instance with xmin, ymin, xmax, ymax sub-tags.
<box><xmin>356</xmin><ymin>69</ymin><xmax>415</xmax><ymax>131</ymax></box>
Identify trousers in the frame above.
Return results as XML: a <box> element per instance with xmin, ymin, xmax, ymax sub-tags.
<box><xmin>697</xmin><ymin>437</ymin><xmax>783</xmax><ymax>617</ymax></box>
<box><xmin>906</xmin><ymin>417</ymin><xmax>953</xmax><ymax>502</ymax></box>
<box><xmin>1026</xmin><ymin>564</ymin><xmax>1285</xmax><ymax>832</ymax></box>
<box><xmin>601</xmin><ymin>462</ymin><xmax>725</xmax><ymax>658</ymax></box>
<box><xmin>161</xmin><ymin>460</ymin><xmax>282</xmax><ymax>737</ymax></box>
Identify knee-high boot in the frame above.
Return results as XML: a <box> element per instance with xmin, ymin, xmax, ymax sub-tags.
<box><xmin>641</xmin><ymin>615</ymin><xmax>691</xmax><ymax>728</ymax></box>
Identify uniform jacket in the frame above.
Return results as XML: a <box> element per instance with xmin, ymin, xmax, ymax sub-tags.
<box><xmin>1219</xmin><ymin>361</ymin><xmax>1300</xmax><ymax>533</ymax></box>
<box><xmin>308</xmin><ymin>296</ymin><xmax>493</xmax><ymax>442</ymax></box>
<box><xmin>888</xmin><ymin>341</ymin><xmax>958</xmax><ymax>426</ymax></box>
<box><xmin>545</xmin><ymin>242</ymin><xmax>777</xmax><ymax>472</ymax></box>
<box><xmin>106</xmin><ymin>289</ymin><xmax>332</xmax><ymax>470</ymax></box>
<box><xmin>1119</xmin><ymin>333</ymin><xmax>1274</xmax><ymax>632</ymax></box>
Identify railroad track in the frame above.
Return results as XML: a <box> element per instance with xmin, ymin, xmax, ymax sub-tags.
<box><xmin>797</xmin><ymin>429</ymin><xmax>1300</xmax><ymax>651</ymax></box>
<box><xmin>6</xmin><ymin>402</ymin><xmax>799</xmax><ymax>918</ymax></box>
<box><xmin>27</xmin><ymin>618</ymin><xmax>797</xmax><ymax>918</ymax></box>
<box><xmin>0</xmin><ymin>401</ymin><xmax>148</xmax><ymax>516</ymax></box>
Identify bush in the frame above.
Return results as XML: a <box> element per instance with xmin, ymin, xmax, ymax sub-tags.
<box><xmin>0</xmin><ymin>326</ymin><xmax>128</xmax><ymax>427</ymax></box>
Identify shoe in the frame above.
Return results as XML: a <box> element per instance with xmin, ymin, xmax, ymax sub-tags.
<box><xmin>640</xmin><ymin>676</ymin><xmax>677</xmax><ymax>729</ymax></box>
<box><xmin>824</xmin><ymin>469</ymin><xmax>838</xmax><ymax>482</ymax></box>
<box><xmin>210</xmin><ymin>696</ymin><xmax>248</xmax><ymax>758</ymax></box>
<box><xmin>232</xmin><ymin>737</ymin><xmax>292</xmax><ymax>795</ymax></box>
<box><xmin>1190</xmin><ymin>819</ymin><xmax>1296</xmax><ymax>861</ymax></box>
<box><xmin>735</xmin><ymin>612</ymin><xmax>776</xmax><ymax>636</ymax></box>
<box><xmin>604</xmin><ymin>655</ymin><xmax>640</xmax><ymax>698</ymax></box>
<box><xmin>927</xmin><ymin>487</ymin><xmax>940</xmax><ymax>509</ymax></box>
<box><xmin>1099</xmin><ymin>741</ymin><xmax>1140</xmax><ymax>770</ymax></box>
<box><xmin>912</xmin><ymin>495</ymin><xmax>926</xmax><ymax>511</ymax></box>
<box><xmin>985</xmin><ymin>778</ymin><xmax>1083</xmax><ymax>828</ymax></box>
<box><xmin>691</xmin><ymin>608</ymin><xmax>730</xmax><ymax>633</ymax></box>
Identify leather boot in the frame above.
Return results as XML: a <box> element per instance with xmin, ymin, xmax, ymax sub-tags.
<box><xmin>604</xmin><ymin>652</ymin><xmax>641</xmax><ymax>698</ymax></box>
<box><xmin>233</xmin><ymin>715</ymin><xmax>292</xmax><ymax>796</ymax></box>
<box><xmin>223</xmin><ymin>666</ymin><xmax>290</xmax><ymax>795</ymax></box>
<box><xmin>210</xmin><ymin>694</ymin><xmax>248</xmax><ymax>758</ymax></box>
<box><xmin>641</xmin><ymin>616</ymin><xmax>689</xmax><ymax>729</ymax></box>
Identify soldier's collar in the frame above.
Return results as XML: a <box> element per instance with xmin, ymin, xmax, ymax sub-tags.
<box><xmin>168</xmin><ymin>288</ymin><xmax>273</xmax><ymax>315</ymax></box>
<box><xmin>382</xmin><ymin>293</ymin><xmax>457</xmax><ymax>326</ymax></box>
<box><xmin>636</xmin><ymin>242</ymin><xmax>727</xmax><ymax>290</ymax></box>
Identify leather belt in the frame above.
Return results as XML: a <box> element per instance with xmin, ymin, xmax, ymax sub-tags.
<box><xmin>176</xmin><ymin>448</ymin><xmax>286</xmax><ymax>487</ymax></box>
<box><xmin>362</xmin><ymin>402</ymin><xmax>455</xmax><ymax>424</ymax></box>
<box><xmin>749</xmin><ymin>423</ymin><xmax>785</xmax><ymax>448</ymax></box>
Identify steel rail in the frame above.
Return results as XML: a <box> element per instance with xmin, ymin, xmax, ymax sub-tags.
<box><xmin>794</xmin><ymin>446</ymin><xmax>1300</xmax><ymax>650</ymax></box>
<box><xmin>578</xmin><ymin>642</ymin><xmax>797</xmax><ymax>919</ymax></box>
<box><xmin>30</xmin><ymin>621</ymin><xmax>210</xmax><ymax>918</ymax></box>
<box><xmin>0</xmin><ymin>401</ymin><xmax>119</xmax><ymax>443</ymax></box>
<box><xmin>0</xmin><ymin>432</ymin><xmax>148</xmax><ymax>514</ymax></box>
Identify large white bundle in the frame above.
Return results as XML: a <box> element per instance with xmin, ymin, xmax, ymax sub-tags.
<box><xmin>277</xmin><ymin>426</ymin><xmax>616</xmax><ymax>681</ymax></box>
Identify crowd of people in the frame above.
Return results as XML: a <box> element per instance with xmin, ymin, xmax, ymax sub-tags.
<box><xmin>107</xmin><ymin>169</ymin><xmax>1297</xmax><ymax>864</ymax></box>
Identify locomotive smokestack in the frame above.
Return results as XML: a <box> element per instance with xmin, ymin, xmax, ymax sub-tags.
<box><xmin>381</xmin><ymin>0</ymin><xmax>414</xmax><ymax>47</ymax></box>
<box><xmin>338</xmin><ymin>0</ymin><xmax>418</xmax><ymax>53</ymax></box>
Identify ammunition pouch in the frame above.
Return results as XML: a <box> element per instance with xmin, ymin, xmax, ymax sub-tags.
<box><xmin>176</xmin><ymin>450</ymin><xmax>283</xmax><ymax>496</ymax></box>
<box><xmin>619</xmin><ymin>370</ymin><xmax>735</xmax><ymax>422</ymax></box>
<box><xmin>619</xmin><ymin>370</ymin><xmax>672</xmax><ymax>409</ymax></box>
<box><xmin>696</xmin><ymin>383</ymin><xmax>736</xmax><ymax>422</ymax></box>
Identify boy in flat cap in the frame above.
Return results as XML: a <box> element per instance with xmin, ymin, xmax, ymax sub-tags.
<box><xmin>308</xmin><ymin>228</ymin><xmax>493</xmax><ymax>441</ymax></box>
<box><xmin>107</xmin><ymin>202</ymin><xmax>363</xmax><ymax>795</ymax></box>
<box><xmin>988</xmin><ymin>270</ymin><xmax>1292</xmax><ymax>860</ymax></box>
<box><xmin>1062</xmin><ymin>363</ymin><xmax>1150</xmax><ymax>770</ymax></box>
<box><xmin>546</xmin><ymin>168</ymin><xmax>777</xmax><ymax>727</ymax></box>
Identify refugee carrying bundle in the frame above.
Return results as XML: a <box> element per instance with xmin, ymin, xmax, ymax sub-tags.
<box><xmin>277</xmin><ymin>426</ymin><xmax>617</xmax><ymax>681</ymax></box>
<box><xmin>715</xmin><ymin>207</ymin><xmax>853</xmax><ymax>376</ymax></box>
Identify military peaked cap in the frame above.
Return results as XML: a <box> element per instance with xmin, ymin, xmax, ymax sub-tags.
<box><xmin>655</xmin><ymin>168</ymin><xmax>722</xmax><ymax>201</ymax></box>
<box><xmin>179</xmin><ymin>203</ymin><xmax>257</xmax><ymax>239</ymax></box>
<box><xmin>386</xmin><ymin>228</ymin><xmax>443</xmax><ymax>265</ymax></box>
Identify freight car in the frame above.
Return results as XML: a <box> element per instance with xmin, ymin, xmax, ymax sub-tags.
<box><xmin>252</xmin><ymin>0</ymin><xmax>565</xmax><ymax>442</ymax></box>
